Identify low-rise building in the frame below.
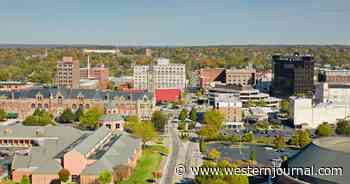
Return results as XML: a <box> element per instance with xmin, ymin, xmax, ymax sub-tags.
<box><xmin>155</xmin><ymin>88</ymin><xmax>181</xmax><ymax>103</ymax></box>
<box><xmin>208</xmin><ymin>84</ymin><xmax>280</xmax><ymax>108</ymax></box>
<box><xmin>315</xmin><ymin>82</ymin><xmax>350</xmax><ymax>105</ymax></box>
<box><xmin>318</xmin><ymin>68</ymin><xmax>350</xmax><ymax>84</ymax></box>
<box><xmin>225</xmin><ymin>68</ymin><xmax>256</xmax><ymax>86</ymax></box>
<box><xmin>289</xmin><ymin>96</ymin><xmax>348</xmax><ymax>128</ymax></box>
<box><xmin>0</xmin><ymin>88</ymin><xmax>154</xmax><ymax>120</ymax></box>
<box><xmin>198</xmin><ymin>68</ymin><xmax>225</xmax><ymax>89</ymax></box>
<box><xmin>280</xmin><ymin>137</ymin><xmax>350</xmax><ymax>184</ymax></box>
<box><xmin>0</xmin><ymin>81</ymin><xmax>33</xmax><ymax>91</ymax></box>
<box><xmin>3</xmin><ymin>125</ymin><xmax>142</xmax><ymax>184</ymax></box>
<box><xmin>210</xmin><ymin>93</ymin><xmax>243</xmax><ymax>129</ymax></box>
<box><xmin>98</xmin><ymin>114</ymin><xmax>124</xmax><ymax>131</ymax></box>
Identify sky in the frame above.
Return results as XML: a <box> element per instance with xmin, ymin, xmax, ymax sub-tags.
<box><xmin>0</xmin><ymin>0</ymin><xmax>349</xmax><ymax>46</ymax></box>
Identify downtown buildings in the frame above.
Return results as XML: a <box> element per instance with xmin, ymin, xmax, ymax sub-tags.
<box><xmin>0</xmin><ymin>88</ymin><xmax>155</xmax><ymax>120</ymax></box>
<box><xmin>54</xmin><ymin>57</ymin><xmax>80</xmax><ymax>89</ymax></box>
<box><xmin>133</xmin><ymin>58</ymin><xmax>186</xmax><ymax>91</ymax></box>
<box><xmin>271</xmin><ymin>53</ymin><xmax>314</xmax><ymax>98</ymax></box>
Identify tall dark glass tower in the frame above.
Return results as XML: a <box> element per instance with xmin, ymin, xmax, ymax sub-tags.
<box><xmin>271</xmin><ymin>53</ymin><xmax>314</xmax><ymax>98</ymax></box>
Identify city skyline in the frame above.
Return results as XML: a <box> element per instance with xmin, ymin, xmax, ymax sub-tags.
<box><xmin>1</xmin><ymin>0</ymin><xmax>350</xmax><ymax>46</ymax></box>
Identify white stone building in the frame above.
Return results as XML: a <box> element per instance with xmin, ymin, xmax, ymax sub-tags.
<box><xmin>289</xmin><ymin>96</ymin><xmax>348</xmax><ymax>128</ymax></box>
<box><xmin>133</xmin><ymin>58</ymin><xmax>186</xmax><ymax>91</ymax></box>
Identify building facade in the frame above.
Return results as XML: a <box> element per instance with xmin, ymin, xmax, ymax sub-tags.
<box><xmin>211</xmin><ymin>93</ymin><xmax>243</xmax><ymax>123</ymax></box>
<box><xmin>318</xmin><ymin>68</ymin><xmax>350</xmax><ymax>84</ymax></box>
<box><xmin>133</xmin><ymin>58</ymin><xmax>186</xmax><ymax>91</ymax></box>
<box><xmin>225</xmin><ymin>68</ymin><xmax>256</xmax><ymax>86</ymax></box>
<box><xmin>54</xmin><ymin>57</ymin><xmax>80</xmax><ymax>89</ymax></box>
<box><xmin>198</xmin><ymin>68</ymin><xmax>225</xmax><ymax>89</ymax></box>
<box><xmin>315</xmin><ymin>82</ymin><xmax>350</xmax><ymax>105</ymax></box>
<box><xmin>0</xmin><ymin>88</ymin><xmax>154</xmax><ymax>120</ymax></box>
<box><xmin>80</xmin><ymin>65</ymin><xmax>109</xmax><ymax>90</ymax></box>
<box><xmin>272</xmin><ymin>53</ymin><xmax>314</xmax><ymax>98</ymax></box>
<box><xmin>289</xmin><ymin>96</ymin><xmax>347</xmax><ymax>128</ymax></box>
<box><xmin>2</xmin><ymin>125</ymin><xmax>142</xmax><ymax>184</ymax></box>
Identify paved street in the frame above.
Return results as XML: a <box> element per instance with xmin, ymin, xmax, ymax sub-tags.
<box><xmin>160</xmin><ymin>120</ymin><xmax>181</xmax><ymax>184</ymax></box>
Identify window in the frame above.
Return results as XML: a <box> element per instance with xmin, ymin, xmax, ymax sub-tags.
<box><xmin>116</xmin><ymin>123</ymin><xmax>120</xmax><ymax>129</ymax></box>
<box><xmin>31</xmin><ymin>103</ymin><xmax>36</xmax><ymax>109</ymax></box>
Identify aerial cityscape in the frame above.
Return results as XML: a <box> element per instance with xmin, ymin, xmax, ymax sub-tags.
<box><xmin>1</xmin><ymin>1</ymin><xmax>350</xmax><ymax>184</ymax></box>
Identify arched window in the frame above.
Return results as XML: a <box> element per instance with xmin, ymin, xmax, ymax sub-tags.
<box><xmin>38</xmin><ymin>103</ymin><xmax>43</xmax><ymax>109</ymax></box>
<box><xmin>85</xmin><ymin>104</ymin><xmax>90</xmax><ymax>109</ymax></box>
<box><xmin>72</xmin><ymin>104</ymin><xmax>77</xmax><ymax>109</ymax></box>
<box><xmin>79</xmin><ymin>104</ymin><xmax>84</xmax><ymax>109</ymax></box>
<box><xmin>44</xmin><ymin>104</ymin><xmax>49</xmax><ymax>109</ymax></box>
<box><xmin>31</xmin><ymin>103</ymin><xmax>36</xmax><ymax>109</ymax></box>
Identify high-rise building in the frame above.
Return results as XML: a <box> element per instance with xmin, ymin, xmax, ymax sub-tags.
<box><xmin>133</xmin><ymin>58</ymin><xmax>186</xmax><ymax>91</ymax></box>
<box><xmin>271</xmin><ymin>53</ymin><xmax>314</xmax><ymax>98</ymax></box>
<box><xmin>54</xmin><ymin>57</ymin><xmax>80</xmax><ymax>88</ymax></box>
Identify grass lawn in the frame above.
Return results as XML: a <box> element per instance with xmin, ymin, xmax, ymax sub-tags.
<box><xmin>119</xmin><ymin>145</ymin><xmax>167</xmax><ymax>184</ymax></box>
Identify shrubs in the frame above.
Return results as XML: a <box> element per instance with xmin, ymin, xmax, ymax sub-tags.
<box><xmin>288</xmin><ymin>130</ymin><xmax>310</xmax><ymax>148</ymax></box>
<box><xmin>336</xmin><ymin>120</ymin><xmax>350</xmax><ymax>136</ymax></box>
<box><xmin>316</xmin><ymin>123</ymin><xmax>333</xmax><ymax>137</ymax></box>
<box><xmin>23</xmin><ymin>109</ymin><xmax>54</xmax><ymax>126</ymax></box>
<box><xmin>58</xmin><ymin>169</ymin><xmax>70</xmax><ymax>183</ymax></box>
<box><xmin>199</xmin><ymin>140</ymin><xmax>206</xmax><ymax>153</ymax></box>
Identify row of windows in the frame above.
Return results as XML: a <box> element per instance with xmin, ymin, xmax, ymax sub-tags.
<box><xmin>30</xmin><ymin>103</ymin><xmax>90</xmax><ymax>109</ymax></box>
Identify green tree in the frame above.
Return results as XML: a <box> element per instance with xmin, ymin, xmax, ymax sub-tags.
<box><xmin>299</xmin><ymin>130</ymin><xmax>311</xmax><ymax>147</ymax></box>
<box><xmin>242</xmin><ymin>132</ymin><xmax>254</xmax><ymax>143</ymax></box>
<box><xmin>23</xmin><ymin>109</ymin><xmax>54</xmax><ymax>126</ymax></box>
<box><xmin>280</xmin><ymin>99</ymin><xmax>289</xmax><ymax>113</ymax></box>
<box><xmin>124</xmin><ymin>116</ymin><xmax>141</xmax><ymax>133</ymax></box>
<box><xmin>19</xmin><ymin>176</ymin><xmax>30</xmax><ymax>184</ymax></box>
<box><xmin>151</xmin><ymin>111</ymin><xmax>168</xmax><ymax>132</ymax></box>
<box><xmin>289</xmin><ymin>130</ymin><xmax>310</xmax><ymax>148</ymax></box>
<box><xmin>190</xmin><ymin>107</ymin><xmax>197</xmax><ymax>122</ymax></box>
<box><xmin>74</xmin><ymin>108</ymin><xmax>84</xmax><ymax>122</ymax></box>
<box><xmin>98</xmin><ymin>170</ymin><xmax>112</xmax><ymax>184</ymax></box>
<box><xmin>273</xmin><ymin>135</ymin><xmax>286</xmax><ymax>150</ymax></box>
<box><xmin>133</xmin><ymin>121</ymin><xmax>158</xmax><ymax>147</ymax></box>
<box><xmin>249</xmin><ymin>150</ymin><xmax>256</xmax><ymax>161</ymax></box>
<box><xmin>197</xmin><ymin>124</ymin><xmax>220</xmax><ymax>140</ymax></box>
<box><xmin>58</xmin><ymin>169</ymin><xmax>70</xmax><ymax>183</ymax></box>
<box><xmin>0</xmin><ymin>109</ymin><xmax>7</xmax><ymax>121</ymax></box>
<box><xmin>316</xmin><ymin>123</ymin><xmax>333</xmax><ymax>137</ymax></box>
<box><xmin>79</xmin><ymin>107</ymin><xmax>103</xmax><ymax>130</ymax></box>
<box><xmin>179</xmin><ymin>109</ymin><xmax>188</xmax><ymax>122</ymax></box>
<box><xmin>336</xmin><ymin>120</ymin><xmax>350</xmax><ymax>136</ymax></box>
<box><xmin>58</xmin><ymin>108</ymin><xmax>75</xmax><ymax>124</ymax></box>
<box><xmin>203</xmin><ymin>110</ymin><xmax>225</xmax><ymax>130</ymax></box>
<box><xmin>208</xmin><ymin>149</ymin><xmax>221</xmax><ymax>161</ymax></box>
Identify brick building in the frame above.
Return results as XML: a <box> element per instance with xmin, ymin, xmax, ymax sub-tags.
<box><xmin>2</xmin><ymin>125</ymin><xmax>142</xmax><ymax>184</ymax></box>
<box><xmin>225</xmin><ymin>68</ymin><xmax>256</xmax><ymax>86</ymax></box>
<box><xmin>80</xmin><ymin>65</ymin><xmax>109</xmax><ymax>90</ymax></box>
<box><xmin>198</xmin><ymin>68</ymin><xmax>225</xmax><ymax>89</ymax></box>
<box><xmin>0</xmin><ymin>88</ymin><xmax>154</xmax><ymax>120</ymax></box>
<box><xmin>54</xmin><ymin>57</ymin><xmax>80</xmax><ymax>89</ymax></box>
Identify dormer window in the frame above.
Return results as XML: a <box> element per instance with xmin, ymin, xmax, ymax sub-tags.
<box><xmin>36</xmin><ymin>93</ymin><xmax>43</xmax><ymax>100</ymax></box>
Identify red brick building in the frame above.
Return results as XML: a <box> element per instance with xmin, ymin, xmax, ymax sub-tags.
<box><xmin>54</xmin><ymin>57</ymin><xmax>80</xmax><ymax>89</ymax></box>
<box><xmin>198</xmin><ymin>68</ymin><xmax>225</xmax><ymax>89</ymax></box>
<box><xmin>80</xmin><ymin>65</ymin><xmax>109</xmax><ymax>90</ymax></box>
<box><xmin>155</xmin><ymin>88</ymin><xmax>181</xmax><ymax>103</ymax></box>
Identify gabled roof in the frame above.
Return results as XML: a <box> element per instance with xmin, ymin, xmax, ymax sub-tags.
<box><xmin>0</xmin><ymin>87</ymin><xmax>153</xmax><ymax>101</ymax></box>
<box><xmin>73</xmin><ymin>126</ymin><xmax>111</xmax><ymax>156</ymax></box>
<box><xmin>99</xmin><ymin>114</ymin><xmax>124</xmax><ymax>121</ymax></box>
<box><xmin>32</xmin><ymin>159</ymin><xmax>62</xmax><ymax>174</ymax></box>
<box><xmin>81</xmin><ymin>133</ymin><xmax>141</xmax><ymax>175</ymax></box>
